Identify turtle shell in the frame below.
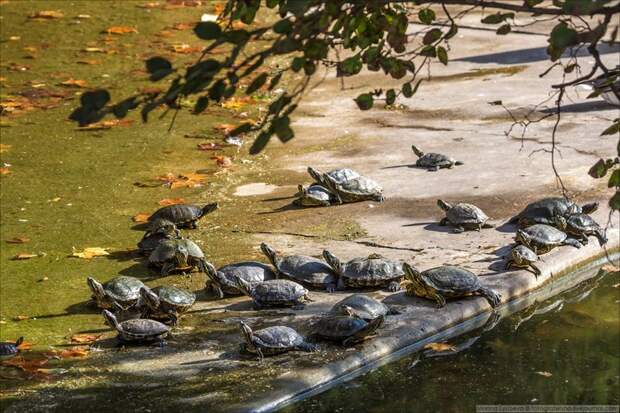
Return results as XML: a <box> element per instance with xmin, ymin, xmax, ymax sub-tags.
<box><xmin>295</xmin><ymin>184</ymin><xmax>333</xmax><ymax>207</ymax></box>
<box><xmin>251</xmin><ymin>326</ymin><xmax>304</xmax><ymax>351</ymax></box>
<box><xmin>329</xmin><ymin>294</ymin><xmax>393</xmax><ymax>320</ymax></box>
<box><xmin>566</xmin><ymin>214</ymin><xmax>600</xmax><ymax>232</ymax></box>
<box><xmin>0</xmin><ymin>341</ymin><xmax>20</xmax><ymax>360</ymax></box>
<box><xmin>419</xmin><ymin>266</ymin><xmax>482</xmax><ymax>296</ymax></box>
<box><xmin>103</xmin><ymin>276</ymin><xmax>145</xmax><ymax>305</ymax></box>
<box><xmin>325</xmin><ymin>168</ymin><xmax>360</xmax><ymax>184</ymax></box>
<box><xmin>328</xmin><ymin>176</ymin><xmax>384</xmax><ymax>203</ymax></box>
<box><xmin>250</xmin><ymin>279</ymin><xmax>307</xmax><ymax>305</ymax></box>
<box><xmin>118</xmin><ymin>318</ymin><xmax>169</xmax><ymax>342</ymax></box>
<box><xmin>313</xmin><ymin>314</ymin><xmax>383</xmax><ymax>342</ymax></box>
<box><xmin>149</xmin><ymin>239</ymin><xmax>204</xmax><ymax>265</ymax></box>
<box><xmin>446</xmin><ymin>203</ymin><xmax>489</xmax><ymax>225</ymax></box>
<box><xmin>137</xmin><ymin>232</ymin><xmax>175</xmax><ymax>254</ymax></box>
<box><xmin>149</xmin><ymin>204</ymin><xmax>202</xmax><ymax>225</ymax></box>
<box><xmin>511</xmin><ymin>245</ymin><xmax>538</xmax><ymax>264</ymax></box>
<box><xmin>518</xmin><ymin>224</ymin><xmax>567</xmax><ymax>252</ymax></box>
<box><xmin>514</xmin><ymin>197</ymin><xmax>578</xmax><ymax>226</ymax></box>
<box><xmin>217</xmin><ymin>262</ymin><xmax>276</xmax><ymax>295</ymax></box>
<box><xmin>341</xmin><ymin>255</ymin><xmax>403</xmax><ymax>288</ymax></box>
<box><xmin>417</xmin><ymin>152</ymin><xmax>453</xmax><ymax>168</ymax></box>
<box><xmin>152</xmin><ymin>286</ymin><xmax>196</xmax><ymax>309</ymax></box>
<box><xmin>275</xmin><ymin>255</ymin><xmax>338</xmax><ymax>289</ymax></box>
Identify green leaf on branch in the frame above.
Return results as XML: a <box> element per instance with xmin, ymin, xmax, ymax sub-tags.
<box><xmin>355</xmin><ymin>93</ymin><xmax>374</xmax><ymax>110</ymax></box>
<box><xmin>386</xmin><ymin>89</ymin><xmax>396</xmax><ymax>105</ymax></box>
<box><xmin>481</xmin><ymin>13</ymin><xmax>514</xmax><ymax>24</ymax></box>
<box><xmin>601</xmin><ymin>120</ymin><xmax>620</xmax><ymax>136</ymax></box>
<box><xmin>548</xmin><ymin>22</ymin><xmax>578</xmax><ymax>61</ymax></box>
<box><xmin>246</xmin><ymin>73</ymin><xmax>268</xmax><ymax>95</ymax></box>
<box><xmin>224</xmin><ymin>29</ymin><xmax>250</xmax><ymax>45</ymax></box>
<box><xmin>420</xmin><ymin>45</ymin><xmax>437</xmax><ymax>57</ymax></box>
<box><xmin>340</xmin><ymin>56</ymin><xmax>363</xmax><ymax>76</ymax></box>
<box><xmin>291</xmin><ymin>57</ymin><xmax>305</xmax><ymax>72</ymax></box>
<box><xmin>588</xmin><ymin>159</ymin><xmax>609</xmax><ymax>178</ymax></box>
<box><xmin>402</xmin><ymin>82</ymin><xmax>413</xmax><ymax>98</ymax></box>
<box><xmin>418</xmin><ymin>9</ymin><xmax>435</xmax><ymax>25</ymax></box>
<box><xmin>423</xmin><ymin>29</ymin><xmax>442</xmax><ymax>45</ymax></box>
<box><xmin>437</xmin><ymin>46</ymin><xmax>448</xmax><ymax>65</ymax></box>
<box><xmin>304</xmin><ymin>39</ymin><xmax>328</xmax><ymax>59</ymax></box>
<box><xmin>194</xmin><ymin>22</ymin><xmax>222</xmax><ymax>40</ymax></box>
<box><xmin>496</xmin><ymin>24</ymin><xmax>511</xmax><ymax>35</ymax></box>
<box><xmin>609</xmin><ymin>191</ymin><xmax>620</xmax><ymax>211</ymax></box>
<box><xmin>273</xmin><ymin>19</ymin><xmax>293</xmax><ymax>34</ymax></box>
<box><xmin>609</xmin><ymin>170</ymin><xmax>620</xmax><ymax>188</ymax></box>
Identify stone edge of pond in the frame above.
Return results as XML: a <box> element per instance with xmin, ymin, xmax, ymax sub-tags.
<box><xmin>233</xmin><ymin>229</ymin><xmax>619</xmax><ymax>413</ymax></box>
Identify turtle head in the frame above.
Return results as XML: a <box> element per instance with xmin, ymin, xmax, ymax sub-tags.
<box><xmin>102</xmin><ymin>310</ymin><xmax>120</xmax><ymax>331</ymax></box>
<box><xmin>340</xmin><ymin>305</ymin><xmax>358</xmax><ymax>318</ymax></box>
<box><xmin>437</xmin><ymin>199</ymin><xmax>452</xmax><ymax>212</ymax></box>
<box><xmin>87</xmin><ymin>277</ymin><xmax>107</xmax><ymax>305</ymax></box>
<box><xmin>411</xmin><ymin>145</ymin><xmax>424</xmax><ymax>158</ymax></box>
<box><xmin>174</xmin><ymin>244</ymin><xmax>190</xmax><ymax>268</ymax></box>
<box><xmin>553</xmin><ymin>215</ymin><xmax>567</xmax><ymax>231</ymax></box>
<box><xmin>233</xmin><ymin>276</ymin><xmax>253</xmax><ymax>297</ymax></box>
<box><xmin>140</xmin><ymin>287</ymin><xmax>160</xmax><ymax>311</ymax></box>
<box><xmin>307</xmin><ymin>166</ymin><xmax>324</xmax><ymax>184</ymax></box>
<box><xmin>200</xmin><ymin>203</ymin><xmax>219</xmax><ymax>217</ymax></box>
<box><xmin>296</xmin><ymin>184</ymin><xmax>307</xmax><ymax>197</ymax></box>
<box><xmin>402</xmin><ymin>262</ymin><xmax>423</xmax><ymax>284</ymax></box>
<box><xmin>15</xmin><ymin>337</ymin><xmax>24</xmax><ymax>348</ymax></box>
<box><xmin>148</xmin><ymin>218</ymin><xmax>179</xmax><ymax>237</ymax></box>
<box><xmin>260</xmin><ymin>243</ymin><xmax>278</xmax><ymax>267</ymax></box>
<box><xmin>239</xmin><ymin>321</ymin><xmax>256</xmax><ymax>352</ymax></box>
<box><xmin>203</xmin><ymin>261</ymin><xmax>224</xmax><ymax>291</ymax></box>
<box><xmin>322</xmin><ymin>250</ymin><xmax>344</xmax><ymax>275</ymax></box>
<box><xmin>515</xmin><ymin>229</ymin><xmax>531</xmax><ymax>246</ymax></box>
<box><xmin>580</xmin><ymin>201</ymin><xmax>599</xmax><ymax>215</ymax></box>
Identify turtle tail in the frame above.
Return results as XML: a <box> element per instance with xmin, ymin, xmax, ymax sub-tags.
<box><xmin>594</xmin><ymin>229</ymin><xmax>607</xmax><ymax>246</ymax></box>
<box><xmin>454</xmin><ymin>160</ymin><xmax>464</xmax><ymax>166</ymax></box>
<box><xmin>478</xmin><ymin>286</ymin><xmax>501</xmax><ymax>308</ymax></box>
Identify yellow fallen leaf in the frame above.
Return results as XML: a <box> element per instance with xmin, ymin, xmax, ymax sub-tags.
<box><xmin>59</xmin><ymin>78</ymin><xmax>87</xmax><ymax>88</ymax></box>
<box><xmin>213</xmin><ymin>123</ymin><xmax>237</xmax><ymax>135</ymax></box>
<box><xmin>76</xmin><ymin>59</ymin><xmax>100</xmax><ymax>65</ymax></box>
<box><xmin>6</xmin><ymin>236</ymin><xmax>30</xmax><ymax>244</ymax></box>
<box><xmin>9</xmin><ymin>36</ymin><xmax>21</xmax><ymax>41</ymax></box>
<box><xmin>132</xmin><ymin>212</ymin><xmax>151</xmax><ymax>223</ymax></box>
<box><xmin>221</xmin><ymin>96</ymin><xmax>255</xmax><ymax>110</ymax></box>
<box><xmin>0</xmin><ymin>144</ymin><xmax>11</xmax><ymax>153</ymax></box>
<box><xmin>82</xmin><ymin>47</ymin><xmax>106</xmax><ymax>53</ymax></box>
<box><xmin>71</xmin><ymin>247</ymin><xmax>110</xmax><ymax>259</ymax></box>
<box><xmin>170</xmin><ymin>44</ymin><xmax>202</xmax><ymax>54</ymax></box>
<box><xmin>137</xmin><ymin>2</ymin><xmax>161</xmax><ymax>8</ymax></box>
<box><xmin>60</xmin><ymin>347</ymin><xmax>90</xmax><ymax>358</ymax></box>
<box><xmin>13</xmin><ymin>253</ymin><xmax>37</xmax><ymax>260</ymax></box>
<box><xmin>70</xmin><ymin>333</ymin><xmax>102</xmax><ymax>344</ymax></box>
<box><xmin>29</xmin><ymin>10</ymin><xmax>64</xmax><ymax>19</ymax></box>
<box><xmin>105</xmin><ymin>26</ymin><xmax>138</xmax><ymax>35</ymax></box>
<box><xmin>13</xmin><ymin>315</ymin><xmax>30</xmax><ymax>321</ymax></box>
<box><xmin>536</xmin><ymin>371</ymin><xmax>553</xmax><ymax>377</ymax></box>
<box><xmin>158</xmin><ymin>198</ymin><xmax>185</xmax><ymax>206</ymax></box>
<box><xmin>424</xmin><ymin>342</ymin><xmax>456</xmax><ymax>352</ymax></box>
<box><xmin>213</xmin><ymin>155</ymin><xmax>232</xmax><ymax>168</ymax></box>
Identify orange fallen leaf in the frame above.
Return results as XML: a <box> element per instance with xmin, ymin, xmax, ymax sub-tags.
<box><xmin>29</xmin><ymin>10</ymin><xmax>64</xmax><ymax>19</ymax></box>
<box><xmin>13</xmin><ymin>315</ymin><xmax>30</xmax><ymax>321</ymax></box>
<box><xmin>60</xmin><ymin>347</ymin><xmax>90</xmax><ymax>358</ymax></box>
<box><xmin>221</xmin><ymin>96</ymin><xmax>255</xmax><ymax>110</ymax></box>
<box><xmin>105</xmin><ymin>26</ymin><xmax>138</xmax><ymax>35</ymax></box>
<box><xmin>13</xmin><ymin>253</ymin><xmax>37</xmax><ymax>260</ymax></box>
<box><xmin>59</xmin><ymin>78</ymin><xmax>87</xmax><ymax>88</ymax></box>
<box><xmin>424</xmin><ymin>342</ymin><xmax>456</xmax><ymax>352</ymax></box>
<box><xmin>76</xmin><ymin>119</ymin><xmax>133</xmax><ymax>130</ymax></box>
<box><xmin>70</xmin><ymin>333</ymin><xmax>102</xmax><ymax>344</ymax></box>
<box><xmin>172</xmin><ymin>22</ymin><xmax>192</xmax><ymax>30</ymax></box>
<box><xmin>197</xmin><ymin>142</ymin><xmax>222</xmax><ymax>151</ymax></box>
<box><xmin>0</xmin><ymin>167</ymin><xmax>12</xmax><ymax>175</ymax></box>
<box><xmin>170</xmin><ymin>44</ymin><xmax>202</xmax><ymax>54</ymax></box>
<box><xmin>1</xmin><ymin>356</ymin><xmax>48</xmax><ymax>373</ymax></box>
<box><xmin>137</xmin><ymin>2</ymin><xmax>161</xmax><ymax>8</ymax></box>
<box><xmin>157</xmin><ymin>172</ymin><xmax>207</xmax><ymax>189</ymax></box>
<box><xmin>76</xmin><ymin>59</ymin><xmax>100</xmax><ymax>65</ymax></box>
<box><xmin>71</xmin><ymin>247</ymin><xmax>110</xmax><ymax>259</ymax></box>
<box><xmin>213</xmin><ymin>155</ymin><xmax>232</xmax><ymax>168</ymax></box>
<box><xmin>158</xmin><ymin>197</ymin><xmax>185</xmax><ymax>206</ymax></box>
<box><xmin>0</xmin><ymin>144</ymin><xmax>11</xmax><ymax>152</ymax></box>
<box><xmin>132</xmin><ymin>212</ymin><xmax>151</xmax><ymax>222</ymax></box>
<box><xmin>6</xmin><ymin>237</ymin><xmax>30</xmax><ymax>244</ymax></box>
<box><xmin>213</xmin><ymin>123</ymin><xmax>237</xmax><ymax>135</ymax></box>
<box><xmin>16</xmin><ymin>340</ymin><xmax>34</xmax><ymax>350</ymax></box>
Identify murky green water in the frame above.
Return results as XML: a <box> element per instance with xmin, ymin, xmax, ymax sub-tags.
<box><xmin>285</xmin><ymin>268</ymin><xmax>620</xmax><ymax>413</ymax></box>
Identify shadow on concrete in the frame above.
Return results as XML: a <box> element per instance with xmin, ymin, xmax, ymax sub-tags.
<box><xmin>257</xmin><ymin>203</ymin><xmax>305</xmax><ymax>215</ymax></box>
<box><xmin>422</xmin><ymin>223</ymin><xmax>458</xmax><ymax>234</ymax></box>
<box><xmin>402</xmin><ymin>221</ymin><xmax>437</xmax><ymax>227</ymax></box>
<box><xmin>495</xmin><ymin>222</ymin><xmax>517</xmax><ymax>233</ymax></box>
<box><xmin>539</xmin><ymin>100</ymin><xmax>616</xmax><ymax>114</ymax></box>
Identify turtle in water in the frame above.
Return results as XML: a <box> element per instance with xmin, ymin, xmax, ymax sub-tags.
<box><xmin>437</xmin><ymin>199</ymin><xmax>493</xmax><ymax>232</ymax></box>
<box><xmin>204</xmin><ymin>261</ymin><xmax>276</xmax><ymax>298</ymax></box>
<box><xmin>261</xmin><ymin>243</ymin><xmax>338</xmax><ymax>292</ymax></box>
<box><xmin>148</xmin><ymin>238</ymin><xmax>207</xmax><ymax>276</ymax></box>
<box><xmin>321</xmin><ymin>172</ymin><xmax>384</xmax><ymax>203</ymax></box>
<box><xmin>401</xmin><ymin>263</ymin><xmax>501</xmax><ymax>308</ymax></box>
<box><xmin>102</xmin><ymin>310</ymin><xmax>169</xmax><ymax>344</ymax></box>
<box><xmin>0</xmin><ymin>337</ymin><xmax>23</xmax><ymax>360</ymax></box>
<box><xmin>148</xmin><ymin>202</ymin><xmax>218</xmax><ymax>229</ymax></box>
<box><xmin>239</xmin><ymin>321</ymin><xmax>318</xmax><ymax>360</ymax></box>
<box><xmin>554</xmin><ymin>214</ymin><xmax>607</xmax><ymax>246</ymax></box>
<box><xmin>329</xmin><ymin>294</ymin><xmax>399</xmax><ymax>321</ymax></box>
<box><xmin>411</xmin><ymin>145</ymin><xmax>464</xmax><ymax>171</ymax></box>
<box><xmin>87</xmin><ymin>276</ymin><xmax>145</xmax><ymax>309</ymax></box>
<box><xmin>322</xmin><ymin>250</ymin><xmax>403</xmax><ymax>292</ymax></box>
<box><xmin>313</xmin><ymin>307</ymin><xmax>384</xmax><ymax>346</ymax></box>
<box><xmin>508</xmin><ymin>197</ymin><xmax>598</xmax><ymax>227</ymax></box>
<box><xmin>234</xmin><ymin>278</ymin><xmax>311</xmax><ymax>309</ymax></box>
<box><xmin>505</xmin><ymin>245</ymin><xmax>541</xmax><ymax>277</ymax></box>
<box><xmin>294</xmin><ymin>184</ymin><xmax>335</xmax><ymax>207</ymax></box>
<box><xmin>307</xmin><ymin>166</ymin><xmax>360</xmax><ymax>186</ymax></box>
<box><xmin>516</xmin><ymin>224</ymin><xmax>582</xmax><ymax>254</ymax></box>
<box><xmin>140</xmin><ymin>286</ymin><xmax>196</xmax><ymax>325</ymax></box>
<box><xmin>137</xmin><ymin>218</ymin><xmax>181</xmax><ymax>255</ymax></box>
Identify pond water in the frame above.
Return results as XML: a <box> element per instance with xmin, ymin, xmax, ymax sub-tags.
<box><xmin>285</xmin><ymin>267</ymin><xmax>619</xmax><ymax>412</ymax></box>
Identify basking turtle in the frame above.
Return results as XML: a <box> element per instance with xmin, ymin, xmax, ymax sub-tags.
<box><xmin>239</xmin><ymin>322</ymin><xmax>317</xmax><ymax>359</ymax></box>
<box><xmin>148</xmin><ymin>202</ymin><xmax>218</xmax><ymax>229</ymax></box>
<box><xmin>322</xmin><ymin>250</ymin><xmax>403</xmax><ymax>291</ymax></box>
<box><xmin>294</xmin><ymin>184</ymin><xmax>335</xmax><ymax>207</ymax></box>
<box><xmin>509</xmin><ymin>197</ymin><xmax>598</xmax><ymax>227</ymax></box>
<box><xmin>313</xmin><ymin>307</ymin><xmax>384</xmax><ymax>346</ymax></box>
<box><xmin>329</xmin><ymin>294</ymin><xmax>399</xmax><ymax>321</ymax></box>
<box><xmin>505</xmin><ymin>245</ymin><xmax>541</xmax><ymax>277</ymax></box>
<box><xmin>402</xmin><ymin>263</ymin><xmax>501</xmax><ymax>308</ymax></box>
<box><xmin>307</xmin><ymin>166</ymin><xmax>360</xmax><ymax>186</ymax></box>
<box><xmin>148</xmin><ymin>238</ymin><xmax>207</xmax><ymax>276</ymax></box>
<box><xmin>140</xmin><ymin>286</ymin><xmax>196</xmax><ymax>325</ymax></box>
<box><xmin>437</xmin><ymin>199</ymin><xmax>493</xmax><ymax>232</ymax></box>
<box><xmin>137</xmin><ymin>218</ymin><xmax>181</xmax><ymax>254</ymax></box>
<box><xmin>204</xmin><ymin>261</ymin><xmax>276</xmax><ymax>298</ymax></box>
<box><xmin>234</xmin><ymin>278</ymin><xmax>310</xmax><ymax>309</ymax></box>
<box><xmin>516</xmin><ymin>224</ymin><xmax>582</xmax><ymax>254</ymax></box>
<box><xmin>102</xmin><ymin>310</ymin><xmax>169</xmax><ymax>344</ymax></box>
<box><xmin>321</xmin><ymin>173</ymin><xmax>384</xmax><ymax>203</ymax></box>
<box><xmin>0</xmin><ymin>337</ymin><xmax>23</xmax><ymax>360</ymax></box>
<box><xmin>87</xmin><ymin>276</ymin><xmax>145</xmax><ymax>309</ymax></box>
<box><xmin>411</xmin><ymin>145</ymin><xmax>464</xmax><ymax>171</ymax></box>
<box><xmin>261</xmin><ymin>243</ymin><xmax>338</xmax><ymax>292</ymax></box>
<box><xmin>554</xmin><ymin>214</ymin><xmax>607</xmax><ymax>246</ymax></box>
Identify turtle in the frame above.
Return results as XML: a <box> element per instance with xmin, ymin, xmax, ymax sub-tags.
<box><xmin>313</xmin><ymin>307</ymin><xmax>384</xmax><ymax>346</ymax></box>
<box><xmin>239</xmin><ymin>322</ymin><xmax>318</xmax><ymax>359</ymax></box>
<box><xmin>307</xmin><ymin>166</ymin><xmax>360</xmax><ymax>186</ymax></box>
<box><xmin>505</xmin><ymin>244</ymin><xmax>542</xmax><ymax>277</ymax></box>
<box><xmin>401</xmin><ymin>262</ymin><xmax>501</xmax><ymax>308</ymax></box>
<box><xmin>322</xmin><ymin>250</ymin><xmax>404</xmax><ymax>292</ymax></box>
<box><xmin>554</xmin><ymin>214</ymin><xmax>607</xmax><ymax>246</ymax></box>
<box><xmin>148</xmin><ymin>238</ymin><xmax>207</xmax><ymax>276</ymax></box>
<box><xmin>321</xmin><ymin>173</ymin><xmax>384</xmax><ymax>203</ymax></box>
<box><xmin>515</xmin><ymin>224</ymin><xmax>582</xmax><ymax>254</ymax></box>
<box><xmin>102</xmin><ymin>310</ymin><xmax>169</xmax><ymax>344</ymax></box>
<box><xmin>140</xmin><ymin>286</ymin><xmax>196</xmax><ymax>325</ymax></box>
<box><xmin>148</xmin><ymin>202</ymin><xmax>218</xmax><ymax>229</ymax></box>
<box><xmin>0</xmin><ymin>337</ymin><xmax>23</xmax><ymax>360</ymax></box>
<box><xmin>234</xmin><ymin>278</ymin><xmax>311</xmax><ymax>309</ymax></box>
<box><xmin>204</xmin><ymin>260</ymin><xmax>276</xmax><ymax>298</ymax></box>
<box><xmin>261</xmin><ymin>243</ymin><xmax>338</xmax><ymax>292</ymax></box>
<box><xmin>87</xmin><ymin>276</ymin><xmax>145</xmax><ymax>309</ymax></box>
<box><xmin>411</xmin><ymin>145</ymin><xmax>464</xmax><ymax>171</ymax></box>
<box><xmin>137</xmin><ymin>218</ymin><xmax>181</xmax><ymax>254</ymax></box>
<box><xmin>437</xmin><ymin>199</ymin><xmax>494</xmax><ymax>232</ymax></box>
<box><xmin>508</xmin><ymin>197</ymin><xmax>598</xmax><ymax>227</ymax></box>
<box><xmin>294</xmin><ymin>184</ymin><xmax>335</xmax><ymax>207</ymax></box>
<box><xmin>329</xmin><ymin>294</ymin><xmax>399</xmax><ymax>321</ymax></box>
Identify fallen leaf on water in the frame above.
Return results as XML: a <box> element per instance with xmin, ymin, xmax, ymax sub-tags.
<box><xmin>536</xmin><ymin>371</ymin><xmax>553</xmax><ymax>377</ymax></box>
<box><xmin>76</xmin><ymin>59</ymin><xmax>100</xmax><ymax>65</ymax></box>
<box><xmin>601</xmin><ymin>264</ymin><xmax>619</xmax><ymax>273</ymax></box>
<box><xmin>70</xmin><ymin>333</ymin><xmax>102</xmax><ymax>344</ymax></box>
<box><xmin>6</xmin><ymin>237</ymin><xmax>30</xmax><ymax>244</ymax></box>
<box><xmin>221</xmin><ymin>96</ymin><xmax>255</xmax><ymax>110</ymax></box>
<box><xmin>213</xmin><ymin>155</ymin><xmax>232</xmax><ymax>168</ymax></box>
<box><xmin>36</xmin><ymin>368</ymin><xmax>68</xmax><ymax>376</ymax></box>
<box><xmin>171</xmin><ymin>22</ymin><xmax>192</xmax><ymax>30</ymax></box>
<box><xmin>137</xmin><ymin>1</ymin><xmax>161</xmax><ymax>8</ymax></box>
<box><xmin>1</xmin><ymin>167</ymin><xmax>12</xmax><ymax>175</ymax></box>
<box><xmin>612</xmin><ymin>283</ymin><xmax>620</xmax><ymax>288</ymax></box>
<box><xmin>213</xmin><ymin>123</ymin><xmax>237</xmax><ymax>135</ymax></box>
<box><xmin>60</xmin><ymin>347</ymin><xmax>90</xmax><ymax>358</ymax></box>
<box><xmin>157</xmin><ymin>172</ymin><xmax>207</xmax><ymax>189</ymax></box>
<box><xmin>16</xmin><ymin>340</ymin><xmax>34</xmax><ymax>350</ymax></box>
<box><xmin>158</xmin><ymin>197</ymin><xmax>185</xmax><ymax>206</ymax></box>
<box><xmin>171</xmin><ymin>44</ymin><xmax>202</xmax><ymax>54</ymax></box>
<box><xmin>132</xmin><ymin>212</ymin><xmax>151</xmax><ymax>222</ymax></box>
<box><xmin>13</xmin><ymin>253</ymin><xmax>37</xmax><ymax>260</ymax></box>
<box><xmin>76</xmin><ymin>14</ymin><xmax>91</xmax><ymax>19</ymax></box>
<box><xmin>424</xmin><ymin>342</ymin><xmax>456</xmax><ymax>352</ymax></box>
<box><xmin>9</xmin><ymin>36</ymin><xmax>21</xmax><ymax>41</ymax></box>
<box><xmin>0</xmin><ymin>144</ymin><xmax>11</xmax><ymax>152</ymax></box>
<box><xmin>29</xmin><ymin>10</ymin><xmax>64</xmax><ymax>19</ymax></box>
<box><xmin>71</xmin><ymin>247</ymin><xmax>110</xmax><ymax>259</ymax></box>
<box><xmin>105</xmin><ymin>26</ymin><xmax>138</xmax><ymax>35</ymax></box>
<box><xmin>1</xmin><ymin>356</ymin><xmax>48</xmax><ymax>373</ymax></box>
<box><xmin>59</xmin><ymin>78</ymin><xmax>87</xmax><ymax>88</ymax></box>
<box><xmin>13</xmin><ymin>315</ymin><xmax>30</xmax><ymax>321</ymax></box>
<box><xmin>197</xmin><ymin>142</ymin><xmax>222</xmax><ymax>151</ymax></box>
<box><xmin>82</xmin><ymin>47</ymin><xmax>106</xmax><ymax>53</ymax></box>
<box><xmin>76</xmin><ymin>119</ymin><xmax>133</xmax><ymax>130</ymax></box>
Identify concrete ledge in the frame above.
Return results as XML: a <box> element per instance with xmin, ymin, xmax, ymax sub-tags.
<box><xmin>233</xmin><ymin>231</ymin><xmax>619</xmax><ymax>413</ymax></box>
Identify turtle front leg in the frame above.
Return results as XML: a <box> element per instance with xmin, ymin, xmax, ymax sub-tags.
<box><xmin>579</xmin><ymin>234</ymin><xmax>589</xmax><ymax>245</ymax></box>
<box><xmin>386</xmin><ymin>281</ymin><xmax>401</xmax><ymax>292</ymax></box>
<box><xmin>438</xmin><ymin>217</ymin><xmax>449</xmax><ymax>226</ymax></box>
<box><xmin>161</xmin><ymin>262</ymin><xmax>175</xmax><ymax>276</ymax></box>
<box><xmin>190</xmin><ymin>221</ymin><xmax>198</xmax><ymax>229</ymax></box>
<box><xmin>297</xmin><ymin>342</ymin><xmax>319</xmax><ymax>353</ymax></box>
<box><xmin>505</xmin><ymin>259</ymin><xmax>514</xmax><ymax>271</ymax></box>
<box><xmin>529</xmin><ymin>263</ymin><xmax>541</xmax><ymax>278</ymax></box>
<box><xmin>431</xmin><ymin>291</ymin><xmax>447</xmax><ymax>308</ymax></box>
<box><xmin>292</xmin><ymin>299</ymin><xmax>306</xmax><ymax>310</ymax></box>
<box><xmin>428</xmin><ymin>166</ymin><xmax>439</xmax><ymax>172</ymax></box>
<box><xmin>482</xmin><ymin>222</ymin><xmax>495</xmax><ymax>229</ymax></box>
<box><xmin>562</xmin><ymin>238</ymin><xmax>582</xmax><ymax>249</ymax></box>
<box><xmin>453</xmin><ymin>225</ymin><xmax>465</xmax><ymax>233</ymax></box>
<box><xmin>335</xmin><ymin>277</ymin><xmax>347</xmax><ymax>291</ymax></box>
<box><xmin>325</xmin><ymin>282</ymin><xmax>336</xmax><ymax>293</ymax></box>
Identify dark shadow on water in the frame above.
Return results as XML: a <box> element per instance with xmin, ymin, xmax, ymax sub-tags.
<box><xmin>262</xmin><ymin>195</ymin><xmax>296</xmax><ymax>202</ymax></box>
<box><xmin>539</xmin><ymin>100</ymin><xmax>616</xmax><ymax>114</ymax></box>
<box><xmin>106</xmin><ymin>249</ymin><xmax>141</xmax><ymax>262</ymax></box>
<box><xmin>456</xmin><ymin>43</ymin><xmax>619</xmax><ymax>64</ymax></box>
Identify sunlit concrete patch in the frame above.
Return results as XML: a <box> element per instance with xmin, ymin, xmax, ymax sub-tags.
<box><xmin>234</xmin><ymin>183</ymin><xmax>280</xmax><ymax>197</ymax></box>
